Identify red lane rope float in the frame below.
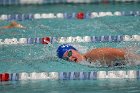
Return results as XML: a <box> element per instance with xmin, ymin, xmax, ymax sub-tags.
<box><xmin>76</xmin><ymin>12</ymin><xmax>85</xmax><ymax>19</ymax></box>
<box><xmin>42</xmin><ymin>37</ymin><xmax>51</xmax><ymax>44</ymax></box>
<box><xmin>0</xmin><ymin>73</ymin><xmax>9</xmax><ymax>81</ymax></box>
<box><xmin>102</xmin><ymin>0</ymin><xmax>109</xmax><ymax>4</ymax></box>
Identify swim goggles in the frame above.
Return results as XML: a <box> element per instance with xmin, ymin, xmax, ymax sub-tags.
<box><xmin>63</xmin><ymin>50</ymin><xmax>72</xmax><ymax>61</ymax></box>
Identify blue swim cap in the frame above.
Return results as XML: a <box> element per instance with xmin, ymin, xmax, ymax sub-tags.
<box><xmin>57</xmin><ymin>44</ymin><xmax>77</xmax><ymax>58</ymax></box>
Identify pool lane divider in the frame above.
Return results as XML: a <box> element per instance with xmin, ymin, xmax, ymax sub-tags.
<box><xmin>0</xmin><ymin>11</ymin><xmax>140</xmax><ymax>21</ymax></box>
<box><xmin>0</xmin><ymin>70</ymin><xmax>140</xmax><ymax>81</ymax></box>
<box><xmin>0</xmin><ymin>0</ymin><xmax>140</xmax><ymax>5</ymax></box>
<box><xmin>0</xmin><ymin>35</ymin><xmax>140</xmax><ymax>45</ymax></box>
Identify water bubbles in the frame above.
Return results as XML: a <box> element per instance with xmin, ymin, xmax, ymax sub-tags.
<box><xmin>79</xmin><ymin>60</ymin><xmax>102</xmax><ymax>67</ymax></box>
<box><xmin>136</xmin><ymin>50</ymin><xmax>140</xmax><ymax>54</ymax></box>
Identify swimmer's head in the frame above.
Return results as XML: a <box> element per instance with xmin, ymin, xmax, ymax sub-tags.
<box><xmin>57</xmin><ymin>44</ymin><xmax>84</xmax><ymax>62</ymax></box>
<box><xmin>57</xmin><ymin>44</ymin><xmax>77</xmax><ymax>58</ymax></box>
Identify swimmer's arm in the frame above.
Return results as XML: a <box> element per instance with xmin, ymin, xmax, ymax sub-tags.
<box><xmin>84</xmin><ymin>48</ymin><xmax>126</xmax><ymax>65</ymax></box>
<box><xmin>0</xmin><ymin>25</ymin><xmax>26</xmax><ymax>29</ymax></box>
<box><xmin>0</xmin><ymin>26</ymin><xmax>13</xmax><ymax>29</ymax></box>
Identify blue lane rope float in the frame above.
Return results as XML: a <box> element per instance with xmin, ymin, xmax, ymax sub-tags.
<box><xmin>0</xmin><ymin>35</ymin><xmax>140</xmax><ymax>45</ymax></box>
<box><xmin>0</xmin><ymin>70</ymin><xmax>139</xmax><ymax>81</ymax></box>
<box><xmin>0</xmin><ymin>11</ymin><xmax>140</xmax><ymax>21</ymax></box>
<box><xmin>0</xmin><ymin>0</ymin><xmax>140</xmax><ymax>5</ymax></box>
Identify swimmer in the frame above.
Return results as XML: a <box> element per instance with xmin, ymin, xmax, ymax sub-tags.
<box><xmin>0</xmin><ymin>21</ymin><xmax>26</xmax><ymax>29</ymax></box>
<box><xmin>57</xmin><ymin>44</ymin><xmax>140</xmax><ymax>67</ymax></box>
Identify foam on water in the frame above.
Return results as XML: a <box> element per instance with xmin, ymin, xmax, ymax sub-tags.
<box><xmin>79</xmin><ymin>60</ymin><xmax>102</xmax><ymax>67</ymax></box>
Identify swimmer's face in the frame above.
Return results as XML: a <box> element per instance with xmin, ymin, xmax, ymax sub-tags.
<box><xmin>63</xmin><ymin>49</ymin><xmax>83</xmax><ymax>62</ymax></box>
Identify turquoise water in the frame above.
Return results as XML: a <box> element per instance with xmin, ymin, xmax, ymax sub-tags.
<box><xmin>0</xmin><ymin>3</ymin><xmax>140</xmax><ymax>93</ymax></box>
<box><xmin>1</xmin><ymin>79</ymin><xmax>140</xmax><ymax>93</ymax></box>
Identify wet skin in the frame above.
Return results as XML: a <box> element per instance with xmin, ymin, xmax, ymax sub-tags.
<box><xmin>63</xmin><ymin>48</ymin><xmax>140</xmax><ymax>66</ymax></box>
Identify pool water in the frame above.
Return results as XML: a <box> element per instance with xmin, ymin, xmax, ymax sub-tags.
<box><xmin>1</xmin><ymin>79</ymin><xmax>140</xmax><ymax>93</ymax></box>
<box><xmin>0</xmin><ymin>3</ymin><xmax>140</xmax><ymax>93</ymax></box>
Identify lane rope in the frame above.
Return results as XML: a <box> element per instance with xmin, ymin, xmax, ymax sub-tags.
<box><xmin>0</xmin><ymin>11</ymin><xmax>140</xmax><ymax>21</ymax></box>
<box><xmin>0</xmin><ymin>35</ymin><xmax>140</xmax><ymax>45</ymax></box>
<box><xmin>0</xmin><ymin>70</ymin><xmax>139</xmax><ymax>81</ymax></box>
<box><xmin>0</xmin><ymin>0</ymin><xmax>139</xmax><ymax>5</ymax></box>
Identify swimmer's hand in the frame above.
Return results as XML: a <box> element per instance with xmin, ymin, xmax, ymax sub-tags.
<box><xmin>15</xmin><ymin>24</ymin><xmax>26</xmax><ymax>29</ymax></box>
